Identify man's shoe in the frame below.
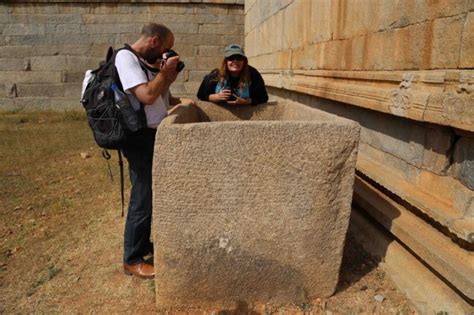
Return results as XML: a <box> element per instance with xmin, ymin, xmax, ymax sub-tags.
<box><xmin>123</xmin><ymin>262</ymin><xmax>155</xmax><ymax>279</ymax></box>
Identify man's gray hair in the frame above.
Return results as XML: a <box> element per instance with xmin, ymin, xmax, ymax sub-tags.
<box><xmin>141</xmin><ymin>23</ymin><xmax>172</xmax><ymax>40</ymax></box>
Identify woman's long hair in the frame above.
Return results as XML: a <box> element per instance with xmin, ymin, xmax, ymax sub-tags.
<box><xmin>218</xmin><ymin>57</ymin><xmax>250</xmax><ymax>88</ymax></box>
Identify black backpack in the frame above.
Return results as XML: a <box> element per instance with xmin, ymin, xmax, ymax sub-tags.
<box><xmin>80</xmin><ymin>44</ymin><xmax>150</xmax><ymax>216</ymax></box>
<box><xmin>80</xmin><ymin>44</ymin><xmax>147</xmax><ymax>150</ymax></box>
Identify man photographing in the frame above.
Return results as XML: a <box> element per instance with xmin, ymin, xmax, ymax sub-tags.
<box><xmin>115</xmin><ymin>23</ymin><xmax>194</xmax><ymax>279</ymax></box>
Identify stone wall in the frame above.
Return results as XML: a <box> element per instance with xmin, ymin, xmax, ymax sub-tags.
<box><xmin>245</xmin><ymin>0</ymin><xmax>473</xmax><ymax>306</ymax></box>
<box><xmin>0</xmin><ymin>0</ymin><xmax>244</xmax><ymax>110</ymax></box>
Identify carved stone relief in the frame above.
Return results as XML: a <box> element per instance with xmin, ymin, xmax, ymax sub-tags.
<box><xmin>389</xmin><ymin>73</ymin><xmax>415</xmax><ymax>115</ymax></box>
<box><xmin>442</xmin><ymin>77</ymin><xmax>474</xmax><ymax>126</ymax></box>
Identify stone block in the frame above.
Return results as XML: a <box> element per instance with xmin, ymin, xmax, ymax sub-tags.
<box><xmin>188</xmin><ymin>70</ymin><xmax>211</xmax><ymax>81</ymax></box>
<box><xmin>50</xmin><ymin>97</ymin><xmax>82</xmax><ymax>110</ymax></box>
<box><xmin>195</xmin><ymin>4</ymin><xmax>228</xmax><ymax>15</ymax></box>
<box><xmin>452</xmin><ymin>137</ymin><xmax>474</xmax><ymax>190</ymax></box>
<box><xmin>0</xmin><ymin>45</ymin><xmax>90</xmax><ymax>59</ymax></box>
<box><xmin>83</xmin><ymin>13</ymin><xmax>148</xmax><ymax>24</ymax></box>
<box><xmin>3</xmin><ymin>23</ymin><xmax>45</xmax><ymax>36</ymax></box>
<box><xmin>66</xmin><ymin>56</ymin><xmax>102</xmax><ymax>72</ymax></box>
<box><xmin>0</xmin><ymin>84</ymin><xmax>5</xmax><ymax>98</ymax></box>
<box><xmin>10</xmin><ymin>4</ymin><xmax>59</xmax><ymax>14</ymax></box>
<box><xmin>59</xmin><ymin>3</ymin><xmax>90</xmax><ymax>14</ymax></box>
<box><xmin>152</xmin><ymin>101</ymin><xmax>360</xmax><ymax>310</ymax></box>
<box><xmin>430</xmin><ymin>15</ymin><xmax>464</xmax><ymax>69</ymax></box>
<box><xmin>460</xmin><ymin>12</ymin><xmax>474</xmax><ymax>68</ymax></box>
<box><xmin>62</xmin><ymin>72</ymin><xmax>86</xmax><ymax>83</ymax></box>
<box><xmin>0</xmin><ymin>4</ymin><xmax>11</xmax><ymax>14</ymax></box>
<box><xmin>84</xmin><ymin>23</ymin><xmax>142</xmax><ymax>35</ymax></box>
<box><xmin>169</xmin><ymin>82</ymin><xmax>186</xmax><ymax>96</ymax></box>
<box><xmin>183</xmin><ymin>81</ymin><xmax>201</xmax><ymax>95</ymax></box>
<box><xmin>221</xmin><ymin>34</ymin><xmax>244</xmax><ymax>47</ymax></box>
<box><xmin>0</xmin><ymin>14</ymin><xmax>10</xmax><ymax>23</ymax></box>
<box><xmin>26</xmin><ymin>13</ymin><xmax>83</xmax><ymax>24</ymax></box>
<box><xmin>177</xmin><ymin>34</ymin><xmax>222</xmax><ymax>45</ymax></box>
<box><xmin>30</xmin><ymin>56</ymin><xmax>67</xmax><ymax>71</ymax></box>
<box><xmin>167</xmin><ymin>22</ymin><xmax>199</xmax><ymax>34</ymax></box>
<box><xmin>45</xmin><ymin>23</ymin><xmax>83</xmax><ymax>35</ymax></box>
<box><xmin>16</xmin><ymin>83</ymin><xmax>65</xmax><ymax>98</ymax></box>
<box><xmin>308</xmin><ymin>0</ymin><xmax>332</xmax><ymax>43</ymax></box>
<box><xmin>196</xmin><ymin>56</ymin><xmax>220</xmax><ymax>70</ymax></box>
<box><xmin>5</xmin><ymin>35</ymin><xmax>53</xmax><ymax>46</ymax></box>
<box><xmin>117</xmin><ymin>3</ymin><xmax>150</xmax><ymax>14</ymax></box>
<box><xmin>0</xmin><ymin>71</ymin><xmax>62</xmax><ymax>85</ymax></box>
<box><xmin>12</xmin><ymin>97</ymin><xmax>52</xmax><ymax>111</ymax></box>
<box><xmin>198</xmin><ymin>45</ymin><xmax>224</xmax><ymax>56</ymax></box>
<box><xmin>200</xmin><ymin>23</ymin><xmax>242</xmax><ymax>35</ymax></box>
<box><xmin>282</xmin><ymin>0</ymin><xmax>310</xmax><ymax>49</ymax></box>
<box><xmin>90</xmin><ymin>3</ymin><xmax>117</xmax><ymax>14</ymax></box>
<box><xmin>172</xmin><ymin>43</ymin><xmax>196</xmax><ymax>57</ymax></box>
<box><xmin>0</xmin><ymin>58</ymin><xmax>26</xmax><ymax>71</ymax></box>
<box><xmin>64</xmin><ymin>83</ymin><xmax>82</xmax><ymax>99</ymax></box>
<box><xmin>149</xmin><ymin>4</ymin><xmax>194</xmax><ymax>14</ymax></box>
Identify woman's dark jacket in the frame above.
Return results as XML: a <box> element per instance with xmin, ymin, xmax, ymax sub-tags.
<box><xmin>196</xmin><ymin>65</ymin><xmax>269</xmax><ymax>105</ymax></box>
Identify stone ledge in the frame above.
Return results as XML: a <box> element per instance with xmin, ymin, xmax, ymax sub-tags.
<box><xmin>357</xmin><ymin>153</ymin><xmax>473</xmax><ymax>243</ymax></box>
<box><xmin>2</xmin><ymin>0</ymin><xmax>244</xmax><ymax>3</ymax></box>
<box><xmin>353</xmin><ymin>176</ymin><xmax>474</xmax><ymax>300</ymax></box>
<box><xmin>350</xmin><ymin>208</ymin><xmax>473</xmax><ymax>314</ymax></box>
<box><xmin>261</xmin><ymin>69</ymin><xmax>474</xmax><ymax>132</ymax></box>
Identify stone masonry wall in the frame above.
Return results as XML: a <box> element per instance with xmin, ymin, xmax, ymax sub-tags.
<box><xmin>245</xmin><ymin>0</ymin><xmax>474</xmax><ymax>244</ymax></box>
<box><xmin>0</xmin><ymin>0</ymin><xmax>244</xmax><ymax>110</ymax></box>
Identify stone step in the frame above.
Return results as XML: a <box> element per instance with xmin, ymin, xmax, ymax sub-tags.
<box><xmin>353</xmin><ymin>175</ymin><xmax>474</xmax><ymax>301</ymax></box>
<box><xmin>350</xmin><ymin>208</ymin><xmax>473</xmax><ymax>314</ymax></box>
<box><xmin>357</xmin><ymin>154</ymin><xmax>474</xmax><ymax>243</ymax></box>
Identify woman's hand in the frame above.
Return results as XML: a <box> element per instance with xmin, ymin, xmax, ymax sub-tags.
<box><xmin>227</xmin><ymin>96</ymin><xmax>252</xmax><ymax>106</ymax></box>
<box><xmin>209</xmin><ymin>89</ymin><xmax>232</xmax><ymax>102</ymax></box>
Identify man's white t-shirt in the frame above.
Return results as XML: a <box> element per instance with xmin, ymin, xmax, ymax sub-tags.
<box><xmin>115</xmin><ymin>50</ymin><xmax>169</xmax><ymax>129</ymax></box>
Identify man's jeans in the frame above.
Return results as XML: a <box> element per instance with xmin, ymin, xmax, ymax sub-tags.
<box><xmin>121</xmin><ymin>128</ymin><xmax>156</xmax><ymax>265</ymax></box>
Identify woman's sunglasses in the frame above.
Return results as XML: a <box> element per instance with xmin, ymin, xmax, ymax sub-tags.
<box><xmin>227</xmin><ymin>55</ymin><xmax>244</xmax><ymax>61</ymax></box>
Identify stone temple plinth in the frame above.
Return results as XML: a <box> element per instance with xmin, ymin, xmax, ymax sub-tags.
<box><xmin>152</xmin><ymin>101</ymin><xmax>360</xmax><ymax>311</ymax></box>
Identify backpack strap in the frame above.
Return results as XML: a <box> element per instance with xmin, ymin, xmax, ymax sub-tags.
<box><xmin>118</xmin><ymin>150</ymin><xmax>125</xmax><ymax>217</ymax></box>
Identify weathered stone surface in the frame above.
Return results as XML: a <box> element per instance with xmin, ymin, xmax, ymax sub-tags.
<box><xmin>460</xmin><ymin>12</ymin><xmax>474</xmax><ymax>68</ymax></box>
<box><xmin>430</xmin><ymin>15</ymin><xmax>464</xmax><ymax>69</ymax></box>
<box><xmin>452</xmin><ymin>137</ymin><xmax>474</xmax><ymax>190</ymax></box>
<box><xmin>16</xmin><ymin>83</ymin><xmax>65</xmax><ymax>97</ymax></box>
<box><xmin>354</xmin><ymin>176</ymin><xmax>474</xmax><ymax>300</ymax></box>
<box><xmin>3</xmin><ymin>23</ymin><xmax>45</xmax><ymax>36</ymax></box>
<box><xmin>0</xmin><ymin>58</ymin><xmax>26</xmax><ymax>71</ymax></box>
<box><xmin>0</xmin><ymin>71</ymin><xmax>62</xmax><ymax>84</ymax></box>
<box><xmin>0</xmin><ymin>1</ymin><xmax>245</xmax><ymax>101</ymax></box>
<box><xmin>153</xmin><ymin>101</ymin><xmax>360</xmax><ymax>310</ymax></box>
<box><xmin>30</xmin><ymin>56</ymin><xmax>67</xmax><ymax>71</ymax></box>
<box><xmin>350</xmin><ymin>209</ymin><xmax>474</xmax><ymax>314</ymax></box>
<box><xmin>200</xmin><ymin>23</ymin><xmax>241</xmax><ymax>35</ymax></box>
<box><xmin>198</xmin><ymin>45</ymin><xmax>224</xmax><ymax>56</ymax></box>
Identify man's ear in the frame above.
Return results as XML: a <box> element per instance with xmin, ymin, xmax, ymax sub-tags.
<box><xmin>150</xmin><ymin>36</ymin><xmax>159</xmax><ymax>48</ymax></box>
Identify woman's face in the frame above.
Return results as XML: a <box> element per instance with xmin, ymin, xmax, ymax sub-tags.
<box><xmin>226</xmin><ymin>55</ymin><xmax>245</xmax><ymax>75</ymax></box>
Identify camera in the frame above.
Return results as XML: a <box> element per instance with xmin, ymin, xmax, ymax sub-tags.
<box><xmin>164</xmin><ymin>50</ymin><xmax>185</xmax><ymax>72</ymax></box>
<box><xmin>223</xmin><ymin>86</ymin><xmax>236</xmax><ymax>101</ymax></box>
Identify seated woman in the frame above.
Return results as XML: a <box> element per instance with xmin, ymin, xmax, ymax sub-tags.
<box><xmin>197</xmin><ymin>44</ymin><xmax>268</xmax><ymax>106</ymax></box>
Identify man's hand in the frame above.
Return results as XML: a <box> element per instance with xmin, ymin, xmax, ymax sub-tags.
<box><xmin>160</xmin><ymin>55</ymin><xmax>180</xmax><ymax>83</ymax></box>
<box><xmin>227</xmin><ymin>95</ymin><xmax>252</xmax><ymax>106</ymax></box>
<box><xmin>178</xmin><ymin>97</ymin><xmax>196</xmax><ymax>107</ymax></box>
<box><xmin>167</xmin><ymin>98</ymin><xmax>197</xmax><ymax>115</ymax></box>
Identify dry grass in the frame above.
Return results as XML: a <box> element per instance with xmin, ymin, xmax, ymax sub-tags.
<box><xmin>0</xmin><ymin>111</ymin><xmax>415</xmax><ymax>314</ymax></box>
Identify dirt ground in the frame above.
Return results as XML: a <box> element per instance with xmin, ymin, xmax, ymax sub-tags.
<box><xmin>0</xmin><ymin>111</ymin><xmax>416</xmax><ymax>314</ymax></box>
